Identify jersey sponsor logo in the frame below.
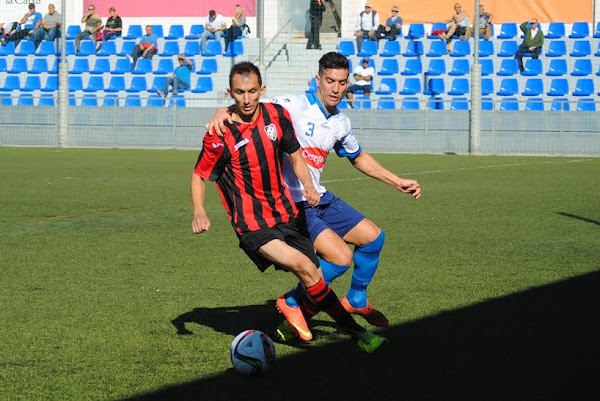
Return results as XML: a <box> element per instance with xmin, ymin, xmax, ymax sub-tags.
<box><xmin>302</xmin><ymin>147</ymin><xmax>328</xmax><ymax>169</ymax></box>
<box><xmin>265</xmin><ymin>123</ymin><xmax>278</xmax><ymax>141</ymax></box>
<box><xmin>234</xmin><ymin>138</ymin><xmax>250</xmax><ymax>150</ymax></box>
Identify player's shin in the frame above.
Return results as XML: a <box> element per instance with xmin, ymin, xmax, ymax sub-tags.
<box><xmin>305</xmin><ymin>278</ymin><xmax>364</xmax><ymax>334</ymax></box>
<box><xmin>320</xmin><ymin>258</ymin><xmax>350</xmax><ymax>284</ymax></box>
<box><xmin>348</xmin><ymin>230</ymin><xmax>385</xmax><ymax>308</ymax></box>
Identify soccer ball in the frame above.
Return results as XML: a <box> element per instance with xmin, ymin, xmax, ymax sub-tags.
<box><xmin>230</xmin><ymin>330</ymin><xmax>276</xmax><ymax>376</ymax></box>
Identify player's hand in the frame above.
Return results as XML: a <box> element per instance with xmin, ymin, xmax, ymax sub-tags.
<box><xmin>302</xmin><ymin>185</ymin><xmax>320</xmax><ymax>207</ymax></box>
<box><xmin>192</xmin><ymin>214</ymin><xmax>211</xmax><ymax>234</ymax></box>
<box><xmin>398</xmin><ymin>179</ymin><xmax>422</xmax><ymax>199</ymax></box>
<box><xmin>205</xmin><ymin>107</ymin><xmax>232</xmax><ymax>137</ymax></box>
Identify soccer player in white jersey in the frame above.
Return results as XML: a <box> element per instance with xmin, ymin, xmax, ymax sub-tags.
<box><xmin>208</xmin><ymin>52</ymin><xmax>421</xmax><ymax>342</ymax></box>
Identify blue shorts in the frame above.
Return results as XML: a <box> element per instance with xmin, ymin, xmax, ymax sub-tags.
<box><xmin>297</xmin><ymin>191</ymin><xmax>365</xmax><ymax>243</ymax></box>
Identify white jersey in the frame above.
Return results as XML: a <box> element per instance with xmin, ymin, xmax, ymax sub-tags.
<box><xmin>270</xmin><ymin>94</ymin><xmax>362</xmax><ymax>202</ymax></box>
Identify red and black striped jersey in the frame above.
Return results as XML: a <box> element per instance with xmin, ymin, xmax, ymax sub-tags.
<box><xmin>194</xmin><ymin>103</ymin><xmax>301</xmax><ymax>235</ymax></box>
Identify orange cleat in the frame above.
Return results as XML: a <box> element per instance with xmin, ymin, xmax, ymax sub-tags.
<box><xmin>275</xmin><ymin>296</ymin><xmax>313</xmax><ymax>342</ymax></box>
<box><xmin>341</xmin><ymin>297</ymin><xmax>389</xmax><ymax>328</ymax></box>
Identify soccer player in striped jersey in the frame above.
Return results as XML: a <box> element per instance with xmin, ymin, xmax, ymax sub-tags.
<box><xmin>191</xmin><ymin>61</ymin><xmax>387</xmax><ymax>354</ymax></box>
<box><xmin>207</xmin><ymin>53</ymin><xmax>421</xmax><ymax>343</ymax></box>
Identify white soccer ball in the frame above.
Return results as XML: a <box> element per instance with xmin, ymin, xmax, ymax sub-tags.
<box><xmin>230</xmin><ymin>329</ymin><xmax>276</xmax><ymax>376</ymax></box>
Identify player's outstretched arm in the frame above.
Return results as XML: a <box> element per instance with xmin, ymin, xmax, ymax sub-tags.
<box><xmin>350</xmin><ymin>151</ymin><xmax>422</xmax><ymax>199</ymax></box>
<box><xmin>288</xmin><ymin>150</ymin><xmax>320</xmax><ymax>206</ymax></box>
<box><xmin>190</xmin><ymin>173</ymin><xmax>212</xmax><ymax>233</ymax></box>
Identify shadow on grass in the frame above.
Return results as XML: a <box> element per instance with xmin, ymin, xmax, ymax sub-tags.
<box><xmin>126</xmin><ymin>271</ymin><xmax>600</xmax><ymax>401</ymax></box>
<box><xmin>556</xmin><ymin>212</ymin><xmax>600</xmax><ymax>226</ymax></box>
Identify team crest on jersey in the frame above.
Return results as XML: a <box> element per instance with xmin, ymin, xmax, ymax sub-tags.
<box><xmin>265</xmin><ymin>123</ymin><xmax>278</xmax><ymax>141</ymax></box>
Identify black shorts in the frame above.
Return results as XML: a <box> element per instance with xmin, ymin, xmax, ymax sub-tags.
<box><xmin>238</xmin><ymin>222</ymin><xmax>320</xmax><ymax>272</ymax></box>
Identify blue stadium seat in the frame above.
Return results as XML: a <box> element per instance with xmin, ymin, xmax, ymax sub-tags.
<box><xmin>132</xmin><ymin>58</ymin><xmax>152</xmax><ymax>74</ymax></box>
<box><xmin>0</xmin><ymin>41</ymin><xmax>15</xmax><ymax>56</ymax></box>
<box><xmin>424</xmin><ymin>78</ymin><xmax>445</xmax><ymax>95</ymax></box>
<box><xmin>427</xmin><ymin>22</ymin><xmax>447</xmax><ymax>39</ymax></box>
<box><xmin>569</xmin><ymin>22</ymin><xmax>589</xmax><ymax>38</ymax></box>
<box><xmin>124</xmin><ymin>94</ymin><xmax>142</xmax><ymax>107</ymax></box>
<box><xmin>595</xmin><ymin>41</ymin><xmax>600</xmax><ymax>56</ymax></box>
<box><xmin>0</xmin><ymin>93</ymin><xmax>12</xmax><ymax>105</ymax></box>
<box><xmin>47</xmin><ymin>59</ymin><xmax>59</xmax><ymax>74</ymax></box>
<box><xmin>183</xmin><ymin>41</ymin><xmax>201</xmax><ymax>57</ymax></box>
<box><xmin>17</xmin><ymin>93</ymin><xmax>34</xmax><ymax>106</ymax></box>
<box><xmin>154</xmin><ymin>59</ymin><xmax>174</xmax><ymax>75</ymax></box>
<box><xmin>524</xmin><ymin>97</ymin><xmax>544</xmax><ymax>111</ymax></box>
<box><xmin>572</xmin><ymin>78</ymin><xmax>594</xmax><ymax>96</ymax></box>
<box><xmin>594</xmin><ymin>22</ymin><xmax>600</xmax><ymax>38</ymax></box>
<box><xmin>521</xmin><ymin>78</ymin><xmax>543</xmax><ymax>96</ymax></box>
<box><xmin>380</xmin><ymin>40</ymin><xmax>400</xmax><ymax>57</ymax></box>
<box><xmin>499</xmin><ymin>97</ymin><xmax>519</xmax><ymax>110</ymax></box>
<box><xmin>90</xmin><ymin>58</ymin><xmax>110</xmax><ymax>74</ymax></box>
<box><xmin>28</xmin><ymin>58</ymin><xmax>48</xmax><ymax>74</ymax></box>
<box><xmin>21</xmin><ymin>76</ymin><xmax>41</xmax><ymax>91</ymax></box>
<box><xmin>497</xmin><ymin>59</ymin><xmax>519</xmax><ymax>76</ymax></box>
<box><xmin>146</xmin><ymin>93</ymin><xmax>165</xmax><ymax>107</ymax></box>
<box><xmin>159</xmin><ymin>41</ymin><xmax>179</xmax><ymax>57</ymax></box>
<box><xmin>126</xmin><ymin>76</ymin><xmax>147</xmax><ymax>93</ymax></box>
<box><xmin>68</xmin><ymin>76</ymin><xmax>83</xmax><ymax>91</ymax></box>
<box><xmin>15</xmin><ymin>40</ymin><xmax>35</xmax><ymax>56</ymax></box>
<box><xmin>497</xmin><ymin>40</ymin><xmax>517</xmax><ymax>57</ymax></box>
<box><xmin>111</xmin><ymin>58</ymin><xmax>132</xmax><ymax>74</ymax></box>
<box><xmin>69</xmin><ymin>93</ymin><xmax>77</xmax><ymax>106</ymax></box>
<box><xmin>41</xmin><ymin>76</ymin><xmax>58</xmax><ymax>92</ymax></box>
<box><xmin>398</xmin><ymin>77</ymin><xmax>421</xmax><ymax>95</ymax></box>
<box><xmin>38</xmin><ymin>93</ymin><xmax>55</xmax><ymax>106</ymax></box>
<box><xmin>521</xmin><ymin>58</ymin><xmax>543</xmax><ymax>76</ymax></box>
<box><xmin>168</xmin><ymin>94</ymin><xmax>186</xmax><ymax>108</ymax></box>
<box><xmin>69</xmin><ymin>59</ymin><xmax>90</xmax><ymax>74</ymax></box>
<box><xmin>447</xmin><ymin>78</ymin><xmax>469</xmax><ymax>95</ymax></box>
<box><xmin>427</xmin><ymin>97</ymin><xmax>444</xmax><ymax>110</ymax></box>
<box><xmin>83</xmin><ymin>76</ymin><xmax>105</xmax><ymax>92</ymax></box>
<box><xmin>117</xmin><ymin>41</ymin><xmax>135</xmax><ymax>56</ymax></box>
<box><xmin>597</xmin><ymin>65</ymin><xmax>600</xmax><ymax>77</ymax></box>
<box><xmin>197</xmin><ymin>58</ymin><xmax>218</xmax><ymax>75</ymax></box>
<box><xmin>223</xmin><ymin>41</ymin><xmax>244</xmax><ymax>57</ymax></box>
<box><xmin>36</xmin><ymin>40</ymin><xmax>57</xmax><ymax>56</ymax></box>
<box><xmin>401</xmin><ymin>96</ymin><xmax>420</xmax><ymax>109</ymax></box>
<box><xmin>481</xmin><ymin>78</ymin><xmax>494</xmax><ymax>95</ymax></box>
<box><xmin>482</xmin><ymin>97</ymin><xmax>494</xmax><ymax>110</ymax></box>
<box><xmin>571</xmin><ymin>59</ymin><xmax>592</xmax><ymax>76</ymax></box>
<box><xmin>66</xmin><ymin>25</ymin><xmax>81</xmax><ymax>39</ymax></box>
<box><xmin>378</xmin><ymin>59</ymin><xmax>399</xmax><ymax>75</ymax></box>
<box><xmin>546</xmin><ymin>78</ymin><xmax>569</xmax><ymax>96</ymax></box>
<box><xmin>377</xmin><ymin>96</ymin><xmax>396</xmax><ymax>109</ymax></box>
<box><xmin>405</xmin><ymin>24</ymin><xmax>425</xmax><ymax>39</ymax></box>
<box><xmin>191</xmin><ymin>77</ymin><xmax>213</xmax><ymax>93</ymax></box>
<box><xmin>8</xmin><ymin>58</ymin><xmax>28</xmax><ymax>74</ymax></box>
<box><xmin>570</xmin><ymin>40</ymin><xmax>591</xmax><ymax>57</ymax></box>
<box><xmin>550</xmin><ymin>98</ymin><xmax>570</xmax><ymax>111</ymax></box>
<box><xmin>148</xmin><ymin>76</ymin><xmax>167</xmax><ymax>93</ymax></box>
<box><xmin>402</xmin><ymin>40</ymin><xmax>424</xmax><ymax>57</ymax></box>
<box><xmin>337</xmin><ymin>40</ymin><xmax>355</xmax><ymax>56</ymax></box>
<box><xmin>202</xmin><ymin>40</ymin><xmax>222</xmax><ymax>56</ymax></box>
<box><xmin>497</xmin><ymin>23</ymin><xmax>517</xmax><ymax>39</ymax></box>
<box><xmin>104</xmin><ymin>76</ymin><xmax>126</xmax><ymax>92</ymax></box>
<box><xmin>102</xmin><ymin>94</ymin><xmax>119</xmax><ymax>107</ymax></box>
<box><xmin>151</xmin><ymin>24</ymin><xmax>164</xmax><ymax>38</ymax></box>
<box><xmin>545</xmin><ymin>40</ymin><xmax>566</xmax><ymax>57</ymax></box>
<box><xmin>0</xmin><ymin>58</ymin><xmax>7</xmax><ymax>73</ymax></box>
<box><xmin>496</xmin><ymin>78</ymin><xmax>518</xmax><ymax>96</ymax></box>
<box><xmin>81</xmin><ymin>94</ymin><xmax>98</xmax><ymax>107</ymax></box>
<box><xmin>450</xmin><ymin>97</ymin><xmax>469</xmax><ymax>110</ymax></box>
<box><xmin>449</xmin><ymin>41</ymin><xmax>470</xmax><ymax>57</ymax></box>
<box><xmin>185</xmin><ymin>24</ymin><xmax>205</xmax><ymax>39</ymax></box>
<box><xmin>426</xmin><ymin>59</ymin><xmax>446</xmax><ymax>76</ymax></box>
<box><xmin>305</xmin><ymin>77</ymin><xmax>317</xmax><ymax>94</ymax></box>
<box><xmin>401</xmin><ymin>59</ymin><xmax>422</xmax><ymax>75</ymax></box>
<box><xmin>164</xmin><ymin>24</ymin><xmax>184</xmax><ymax>40</ymax></box>
<box><xmin>546</xmin><ymin>59</ymin><xmax>567</xmax><ymax>76</ymax></box>
<box><xmin>96</xmin><ymin>41</ymin><xmax>117</xmax><ymax>57</ymax></box>
<box><xmin>479</xmin><ymin>40</ymin><xmax>494</xmax><ymax>57</ymax></box>
<box><xmin>576</xmin><ymin>98</ymin><xmax>595</xmax><ymax>112</ymax></box>
<box><xmin>123</xmin><ymin>25</ymin><xmax>143</xmax><ymax>40</ymax></box>
<box><xmin>75</xmin><ymin>41</ymin><xmax>96</xmax><ymax>56</ymax></box>
<box><xmin>426</xmin><ymin>40</ymin><xmax>446</xmax><ymax>57</ymax></box>
<box><xmin>545</xmin><ymin>22</ymin><xmax>565</xmax><ymax>39</ymax></box>
<box><xmin>337</xmin><ymin>98</ymin><xmax>349</xmax><ymax>109</ymax></box>
<box><xmin>375</xmin><ymin>78</ymin><xmax>397</xmax><ymax>95</ymax></box>
<box><xmin>448</xmin><ymin>59</ymin><xmax>469</xmax><ymax>76</ymax></box>
<box><xmin>353</xmin><ymin>95</ymin><xmax>372</xmax><ymax>109</ymax></box>
<box><xmin>357</xmin><ymin>41</ymin><xmax>378</xmax><ymax>57</ymax></box>
<box><xmin>480</xmin><ymin>59</ymin><xmax>494</xmax><ymax>76</ymax></box>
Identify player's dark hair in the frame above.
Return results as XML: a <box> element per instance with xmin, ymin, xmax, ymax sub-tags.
<box><xmin>318</xmin><ymin>52</ymin><xmax>349</xmax><ymax>75</ymax></box>
<box><xmin>229</xmin><ymin>62</ymin><xmax>262</xmax><ymax>88</ymax></box>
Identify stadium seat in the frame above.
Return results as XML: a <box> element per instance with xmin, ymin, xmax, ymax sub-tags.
<box><xmin>124</xmin><ymin>94</ymin><xmax>142</xmax><ymax>107</ymax></box>
<box><xmin>36</xmin><ymin>40</ymin><xmax>57</xmax><ymax>56</ymax></box>
<box><xmin>595</xmin><ymin>41</ymin><xmax>600</xmax><ymax>57</ymax></box>
<box><xmin>497</xmin><ymin>59</ymin><xmax>519</xmax><ymax>76</ymax></box>
<box><xmin>102</xmin><ymin>94</ymin><xmax>119</xmax><ymax>107</ymax></box>
<box><xmin>570</xmin><ymin>40</ymin><xmax>591</xmax><ymax>57</ymax></box>
<box><xmin>66</xmin><ymin>25</ymin><xmax>81</xmax><ymax>39</ymax></box>
<box><xmin>521</xmin><ymin>78</ymin><xmax>543</xmax><ymax>96</ymax></box>
<box><xmin>447</xmin><ymin>78</ymin><xmax>469</xmax><ymax>95</ymax></box>
<box><xmin>81</xmin><ymin>94</ymin><xmax>98</xmax><ymax>107</ymax></box>
<box><xmin>28</xmin><ymin>58</ymin><xmax>48</xmax><ymax>74</ymax></box>
<box><xmin>96</xmin><ymin>41</ymin><xmax>117</xmax><ymax>57</ymax></box>
<box><xmin>0</xmin><ymin>93</ymin><xmax>12</xmax><ymax>105</ymax></box>
<box><xmin>521</xmin><ymin>58</ymin><xmax>543</xmax><ymax>76</ymax></box>
<box><xmin>576</xmin><ymin>98</ymin><xmax>595</xmax><ymax>111</ymax></box>
<box><xmin>185</xmin><ymin>24</ymin><xmax>205</xmax><ymax>39</ymax></box>
<box><xmin>357</xmin><ymin>41</ymin><xmax>378</xmax><ymax>57</ymax></box>
<box><xmin>75</xmin><ymin>41</ymin><xmax>96</xmax><ymax>56</ymax></box>
<box><xmin>449</xmin><ymin>41</ymin><xmax>470</xmax><ymax>57</ymax></box>
<box><xmin>546</xmin><ymin>78</ymin><xmax>569</xmax><ymax>96</ymax></box>
<box><xmin>83</xmin><ymin>76</ymin><xmax>105</xmax><ymax>92</ymax></box>
<box><xmin>499</xmin><ymin>97</ymin><xmax>519</xmax><ymax>110</ymax></box>
<box><xmin>197</xmin><ymin>58</ymin><xmax>218</xmax><ymax>75</ymax></box>
<box><xmin>450</xmin><ymin>97</ymin><xmax>469</xmax><ymax>110</ymax></box>
<box><xmin>448</xmin><ymin>59</ymin><xmax>469</xmax><ymax>76</ymax></box>
<box><xmin>159</xmin><ymin>41</ymin><xmax>180</xmax><ymax>57</ymax></box>
<box><xmin>337</xmin><ymin>98</ymin><xmax>349</xmax><ymax>109</ymax></box>
<box><xmin>401</xmin><ymin>96</ymin><xmax>420</xmax><ymax>109</ymax></box>
<box><xmin>90</xmin><ymin>58</ymin><xmax>110</xmax><ymax>74</ymax></box>
<box><xmin>117</xmin><ymin>40</ymin><xmax>135</xmax><ymax>56</ymax></box>
<box><xmin>69</xmin><ymin>93</ymin><xmax>77</xmax><ymax>106</ymax></box>
<box><xmin>148</xmin><ymin>76</ymin><xmax>168</xmax><ymax>93</ymax></box>
<box><xmin>481</xmin><ymin>78</ymin><xmax>494</xmax><ymax>95</ymax></box>
<box><xmin>479</xmin><ymin>40</ymin><xmax>494</xmax><ymax>57</ymax></box>
<box><xmin>550</xmin><ymin>97</ymin><xmax>570</xmax><ymax>111</ymax></box>
<box><xmin>191</xmin><ymin>77</ymin><xmax>214</xmax><ymax>93</ymax></box>
<box><xmin>398</xmin><ymin>77</ymin><xmax>421</xmax><ymax>95</ymax></box>
<box><xmin>427</xmin><ymin>97</ymin><xmax>444</xmax><ymax>110</ymax></box>
<box><xmin>427</xmin><ymin>22</ymin><xmax>447</xmax><ymax>39</ymax></box>
<box><xmin>377</xmin><ymin>96</ymin><xmax>396</xmax><ymax>109</ymax></box>
<box><xmin>0</xmin><ymin>41</ymin><xmax>15</xmax><ymax>56</ymax></box>
<box><xmin>41</xmin><ymin>76</ymin><xmax>58</xmax><ymax>92</ymax></box>
<box><xmin>126</xmin><ymin>76</ymin><xmax>147</xmax><ymax>93</ymax></box>
<box><xmin>480</xmin><ymin>59</ymin><xmax>494</xmax><ymax>76</ymax></box>
<box><xmin>123</xmin><ymin>25</ymin><xmax>143</xmax><ymax>40</ymax></box>
<box><xmin>545</xmin><ymin>22</ymin><xmax>565</xmax><ymax>39</ymax></box>
<box><xmin>15</xmin><ymin>40</ymin><xmax>35</xmax><ymax>56</ymax></box>
<box><xmin>426</xmin><ymin>40</ymin><xmax>446</xmax><ymax>57</ymax></box>
<box><xmin>21</xmin><ymin>76</ymin><xmax>41</xmax><ymax>91</ymax></box>
<box><xmin>305</xmin><ymin>77</ymin><xmax>317</xmax><ymax>94</ymax></box>
<box><xmin>482</xmin><ymin>97</ymin><xmax>494</xmax><ymax>110</ymax></box>
<box><xmin>48</xmin><ymin>59</ymin><xmax>59</xmax><ymax>74</ymax></box>
<box><xmin>496</xmin><ymin>78</ymin><xmax>518</xmax><ymax>96</ymax></box>
<box><xmin>0</xmin><ymin>58</ymin><xmax>6</xmax><ymax>73</ymax></box>
<box><xmin>497</xmin><ymin>23</ymin><xmax>517</xmax><ymax>39</ymax></box>
<box><xmin>202</xmin><ymin>40</ymin><xmax>222</xmax><ymax>56</ymax></box>
<box><xmin>353</xmin><ymin>95</ymin><xmax>372</xmax><ymax>109</ymax></box>
<box><xmin>8</xmin><ymin>58</ymin><xmax>28</xmax><ymax>74</ymax></box>
<box><xmin>375</xmin><ymin>77</ymin><xmax>397</xmax><ymax>95</ymax></box>
<box><xmin>545</xmin><ymin>59</ymin><xmax>567</xmax><ymax>76</ymax></box>
<box><xmin>402</xmin><ymin>40</ymin><xmax>424</xmax><ymax>57</ymax></box>
<box><xmin>164</xmin><ymin>24</ymin><xmax>184</xmax><ymax>40</ymax></box>
<box><xmin>223</xmin><ymin>41</ymin><xmax>244</xmax><ymax>57</ymax></box>
<box><xmin>571</xmin><ymin>59</ymin><xmax>592</xmax><ymax>76</ymax></box>
<box><xmin>104</xmin><ymin>76</ymin><xmax>126</xmax><ymax>92</ymax></box>
<box><xmin>426</xmin><ymin>59</ymin><xmax>446</xmax><ymax>76</ymax></box>
<box><xmin>38</xmin><ymin>93</ymin><xmax>55</xmax><ymax>106</ymax></box>
<box><xmin>69</xmin><ymin>59</ymin><xmax>90</xmax><ymax>74</ymax></box>
<box><xmin>168</xmin><ymin>94</ymin><xmax>186</xmax><ymax>108</ymax></box>
<box><xmin>132</xmin><ymin>58</ymin><xmax>152</xmax><ymax>74</ymax></box>
<box><xmin>401</xmin><ymin>59</ymin><xmax>422</xmax><ymax>75</ymax></box>
<box><xmin>593</xmin><ymin>22</ymin><xmax>600</xmax><ymax>38</ymax></box>
<box><xmin>337</xmin><ymin>40</ymin><xmax>355</xmax><ymax>56</ymax></box>
<box><xmin>380</xmin><ymin>40</ymin><xmax>400</xmax><ymax>57</ymax></box>
<box><xmin>545</xmin><ymin>40</ymin><xmax>566</xmax><ymax>57</ymax></box>
<box><xmin>571</xmin><ymin>78</ymin><xmax>594</xmax><ymax>96</ymax></box>
<box><xmin>497</xmin><ymin>40</ymin><xmax>518</xmax><ymax>57</ymax></box>
<box><xmin>154</xmin><ymin>59</ymin><xmax>174</xmax><ymax>75</ymax></box>
<box><xmin>378</xmin><ymin>58</ymin><xmax>399</xmax><ymax>75</ymax></box>
<box><xmin>111</xmin><ymin>58</ymin><xmax>132</xmax><ymax>74</ymax></box>
<box><xmin>146</xmin><ymin>93</ymin><xmax>165</xmax><ymax>107</ymax></box>
<box><xmin>151</xmin><ymin>24</ymin><xmax>164</xmax><ymax>38</ymax></box>
<box><xmin>405</xmin><ymin>23</ymin><xmax>425</xmax><ymax>39</ymax></box>
<box><xmin>424</xmin><ymin>78</ymin><xmax>445</xmax><ymax>95</ymax></box>
<box><xmin>569</xmin><ymin>22</ymin><xmax>589</xmax><ymax>38</ymax></box>
<box><xmin>17</xmin><ymin>93</ymin><xmax>34</xmax><ymax>106</ymax></box>
<box><xmin>68</xmin><ymin>76</ymin><xmax>83</xmax><ymax>91</ymax></box>
<box><xmin>524</xmin><ymin>97</ymin><xmax>544</xmax><ymax>111</ymax></box>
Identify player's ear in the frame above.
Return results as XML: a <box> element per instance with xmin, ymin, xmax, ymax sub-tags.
<box><xmin>260</xmin><ymin>85</ymin><xmax>267</xmax><ymax>97</ymax></box>
<box><xmin>226</xmin><ymin>88</ymin><xmax>232</xmax><ymax>98</ymax></box>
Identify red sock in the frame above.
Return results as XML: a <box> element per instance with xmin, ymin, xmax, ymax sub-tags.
<box><xmin>305</xmin><ymin>278</ymin><xmax>363</xmax><ymax>333</ymax></box>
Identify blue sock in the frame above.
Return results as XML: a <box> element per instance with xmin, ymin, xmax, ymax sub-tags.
<box><xmin>284</xmin><ymin>284</ymin><xmax>302</xmax><ymax>308</ymax></box>
<box><xmin>320</xmin><ymin>258</ymin><xmax>350</xmax><ymax>285</ymax></box>
<box><xmin>347</xmin><ymin>230</ymin><xmax>385</xmax><ymax>308</ymax></box>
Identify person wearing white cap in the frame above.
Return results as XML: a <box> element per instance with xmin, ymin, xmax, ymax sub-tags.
<box><xmin>354</xmin><ymin>3</ymin><xmax>379</xmax><ymax>52</ymax></box>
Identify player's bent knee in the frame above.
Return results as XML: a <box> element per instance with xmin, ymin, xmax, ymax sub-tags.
<box><xmin>357</xmin><ymin>229</ymin><xmax>385</xmax><ymax>255</ymax></box>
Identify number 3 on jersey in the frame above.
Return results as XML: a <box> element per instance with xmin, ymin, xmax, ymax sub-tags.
<box><xmin>304</xmin><ymin>122</ymin><xmax>315</xmax><ymax>137</ymax></box>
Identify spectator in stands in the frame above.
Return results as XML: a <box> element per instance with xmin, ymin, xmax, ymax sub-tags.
<box><xmin>157</xmin><ymin>54</ymin><xmax>193</xmax><ymax>102</ymax></box>
<box><xmin>201</xmin><ymin>10</ymin><xmax>226</xmax><ymax>53</ymax></box>
<box><xmin>462</xmin><ymin>4</ymin><xmax>493</xmax><ymax>41</ymax></box>
<box><xmin>376</xmin><ymin>5</ymin><xmax>402</xmax><ymax>41</ymax></box>
<box><xmin>0</xmin><ymin>3</ymin><xmax>42</xmax><ymax>48</ymax></box>
<box><xmin>30</xmin><ymin>4</ymin><xmax>61</xmax><ymax>51</ymax></box>
<box><xmin>346</xmin><ymin>58</ymin><xmax>374</xmax><ymax>108</ymax></box>
<box><xmin>127</xmin><ymin>25</ymin><xmax>158</xmax><ymax>70</ymax></box>
<box><xmin>99</xmin><ymin>6</ymin><xmax>122</xmax><ymax>44</ymax></box>
<box><xmin>354</xmin><ymin>3</ymin><xmax>379</xmax><ymax>52</ymax></box>
<box><xmin>307</xmin><ymin>0</ymin><xmax>326</xmax><ymax>50</ymax></box>
<box><xmin>438</xmin><ymin>3</ymin><xmax>470</xmax><ymax>53</ymax></box>
<box><xmin>75</xmin><ymin>4</ymin><xmax>102</xmax><ymax>53</ymax></box>
<box><xmin>224</xmin><ymin>4</ymin><xmax>246</xmax><ymax>52</ymax></box>
<box><xmin>515</xmin><ymin>18</ymin><xmax>543</xmax><ymax>73</ymax></box>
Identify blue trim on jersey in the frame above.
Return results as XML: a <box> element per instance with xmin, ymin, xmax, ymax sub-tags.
<box><xmin>306</xmin><ymin>93</ymin><xmax>339</xmax><ymax>118</ymax></box>
<box><xmin>334</xmin><ymin>142</ymin><xmax>362</xmax><ymax>159</ymax></box>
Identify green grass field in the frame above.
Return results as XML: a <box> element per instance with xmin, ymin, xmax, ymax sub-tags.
<box><xmin>1</xmin><ymin>148</ymin><xmax>598</xmax><ymax>401</ymax></box>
